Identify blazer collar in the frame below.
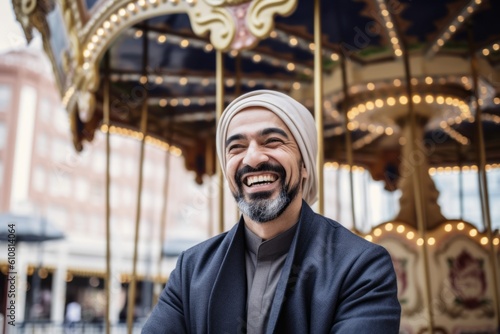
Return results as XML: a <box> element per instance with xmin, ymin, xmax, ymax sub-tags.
<box><xmin>266</xmin><ymin>201</ymin><xmax>316</xmax><ymax>333</ymax></box>
<box><xmin>208</xmin><ymin>201</ymin><xmax>317</xmax><ymax>334</ymax></box>
<box><xmin>207</xmin><ymin>218</ymin><xmax>248</xmax><ymax>333</ymax></box>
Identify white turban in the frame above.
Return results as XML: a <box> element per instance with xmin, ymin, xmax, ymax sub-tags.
<box><xmin>216</xmin><ymin>89</ymin><xmax>318</xmax><ymax>205</ymax></box>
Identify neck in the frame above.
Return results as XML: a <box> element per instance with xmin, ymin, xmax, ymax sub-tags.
<box><xmin>243</xmin><ymin>198</ymin><xmax>302</xmax><ymax>240</ymax></box>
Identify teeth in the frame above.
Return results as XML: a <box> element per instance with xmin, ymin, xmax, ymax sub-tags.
<box><xmin>246</xmin><ymin>174</ymin><xmax>276</xmax><ymax>186</ymax></box>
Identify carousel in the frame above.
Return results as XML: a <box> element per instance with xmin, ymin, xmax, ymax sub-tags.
<box><xmin>12</xmin><ymin>0</ymin><xmax>500</xmax><ymax>332</ymax></box>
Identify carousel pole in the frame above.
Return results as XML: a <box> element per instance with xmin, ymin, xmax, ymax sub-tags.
<box><xmin>468</xmin><ymin>25</ymin><xmax>500</xmax><ymax>326</ymax></box>
<box><xmin>235</xmin><ymin>53</ymin><xmax>241</xmax><ymax>222</ymax></box>
<box><xmin>103</xmin><ymin>51</ymin><xmax>112</xmax><ymax>334</ymax></box>
<box><xmin>216</xmin><ymin>50</ymin><xmax>225</xmax><ymax>233</ymax></box>
<box><xmin>314</xmin><ymin>0</ymin><xmax>324</xmax><ymax>214</ymax></box>
<box><xmin>402</xmin><ymin>44</ymin><xmax>435</xmax><ymax>333</ymax></box>
<box><xmin>127</xmin><ymin>24</ymin><xmax>149</xmax><ymax>334</ymax></box>
<box><xmin>340</xmin><ymin>55</ymin><xmax>357</xmax><ymax>232</ymax></box>
<box><xmin>154</xmin><ymin>143</ymin><xmax>171</xmax><ymax>306</ymax></box>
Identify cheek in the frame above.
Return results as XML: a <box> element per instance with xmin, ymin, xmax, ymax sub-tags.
<box><xmin>225</xmin><ymin>159</ymin><xmax>240</xmax><ymax>187</ymax></box>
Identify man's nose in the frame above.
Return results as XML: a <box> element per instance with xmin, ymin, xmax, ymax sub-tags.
<box><xmin>242</xmin><ymin>142</ymin><xmax>269</xmax><ymax>168</ymax></box>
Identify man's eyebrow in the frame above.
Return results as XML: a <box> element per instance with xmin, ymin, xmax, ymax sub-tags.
<box><xmin>261</xmin><ymin>127</ymin><xmax>289</xmax><ymax>138</ymax></box>
<box><xmin>225</xmin><ymin>134</ymin><xmax>246</xmax><ymax>147</ymax></box>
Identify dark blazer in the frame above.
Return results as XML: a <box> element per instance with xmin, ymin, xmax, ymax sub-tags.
<box><xmin>143</xmin><ymin>201</ymin><xmax>401</xmax><ymax>333</ymax></box>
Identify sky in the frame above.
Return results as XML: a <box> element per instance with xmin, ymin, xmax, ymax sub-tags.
<box><xmin>0</xmin><ymin>1</ymin><xmax>30</xmax><ymax>53</ymax></box>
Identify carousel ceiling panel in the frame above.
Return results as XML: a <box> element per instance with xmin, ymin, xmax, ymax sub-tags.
<box><xmin>13</xmin><ymin>0</ymin><xmax>500</xmax><ymax>183</ymax></box>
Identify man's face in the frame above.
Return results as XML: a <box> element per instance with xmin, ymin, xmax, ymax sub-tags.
<box><xmin>225</xmin><ymin>107</ymin><xmax>308</xmax><ymax>223</ymax></box>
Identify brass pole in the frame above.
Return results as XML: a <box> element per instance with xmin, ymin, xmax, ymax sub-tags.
<box><xmin>103</xmin><ymin>51</ymin><xmax>112</xmax><ymax>334</ymax></box>
<box><xmin>468</xmin><ymin>25</ymin><xmax>500</xmax><ymax>325</ymax></box>
<box><xmin>314</xmin><ymin>0</ymin><xmax>324</xmax><ymax>214</ymax></box>
<box><xmin>127</xmin><ymin>99</ymin><xmax>148</xmax><ymax>334</ymax></box>
<box><xmin>216</xmin><ymin>50</ymin><xmax>225</xmax><ymax>233</ymax></box>
<box><xmin>235</xmin><ymin>53</ymin><xmax>242</xmax><ymax>222</ymax></box>
<box><xmin>340</xmin><ymin>55</ymin><xmax>357</xmax><ymax>232</ymax></box>
<box><xmin>402</xmin><ymin>45</ymin><xmax>435</xmax><ymax>333</ymax></box>
<box><xmin>154</xmin><ymin>144</ymin><xmax>171</xmax><ymax>306</ymax></box>
<box><xmin>127</xmin><ymin>25</ymin><xmax>149</xmax><ymax>334</ymax></box>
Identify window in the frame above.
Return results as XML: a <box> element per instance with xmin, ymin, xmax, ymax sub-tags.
<box><xmin>75</xmin><ymin>178</ymin><xmax>89</xmax><ymax>202</ymax></box>
<box><xmin>35</xmin><ymin>133</ymin><xmax>49</xmax><ymax>157</ymax></box>
<box><xmin>39</xmin><ymin>98</ymin><xmax>51</xmax><ymax>122</ymax></box>
<box><xmin>32</xmin><ymin>166</ymin><xmax>46</xmax><ymax>192</ymax></box>
<box><xmin>0</xmin><ymin>85</ymin><xmax>12</xmax><ymax>111</ymax></box>
<box><xmin>0</xmin><ymin>123</ymin><xmax>6</xmax><ymax>150</ymax></box>
<box><xmin>0</xmin><ymin>159</ymin><xmax>3</xmax><ymax>188</ymax></box>
<box><xmin>55</xmin><ymin>106</ymin><xmax>69</xmax><ymax>133</ymax></box>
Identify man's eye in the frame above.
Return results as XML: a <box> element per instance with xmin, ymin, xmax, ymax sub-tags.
<box><xmin>265</xmin><ymin>138</ymin><xmax>284</xmax><ymax>145</ymax></box>
<box><xmin>228</xmin><ymin>144</ymin><xmax>244</xmax><ymax>152</ymax></box>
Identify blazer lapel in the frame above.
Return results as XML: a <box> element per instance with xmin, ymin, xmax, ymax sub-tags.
<box><xmin>266</xmin><ymin>201</ymin><xmax>316</xmax><ymax>333</ymax></box>
<box><xmin>208</xmin><ymin>219</ymin><xmax>248</xmax><ymax>333</ymax></box>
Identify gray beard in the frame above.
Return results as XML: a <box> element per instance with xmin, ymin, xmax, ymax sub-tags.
<box><xmin>234</xmin><ymin>179</ymin><xmax>300</xmax><ymax>223</ymax></box>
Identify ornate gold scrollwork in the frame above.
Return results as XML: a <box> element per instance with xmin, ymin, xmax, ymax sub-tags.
<box><xmin>189</xmin><ymin>5</ymin><xmax>235</xmax><ymax>51</ymax></box>
<box><xmin>247</xmin><ymin>0</ymin><xmax>298</xmax><ymax>38</ymax></box>
<box><xmin>205</xmin><ymin>0</ymin><xmax>252</xmax><ymax>6</ymax></box>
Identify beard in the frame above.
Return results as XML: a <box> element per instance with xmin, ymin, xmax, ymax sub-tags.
<box><xmin>232</xmin><ymin>162</ymin><xmax>301</xmax><ymax>223</ymax></box>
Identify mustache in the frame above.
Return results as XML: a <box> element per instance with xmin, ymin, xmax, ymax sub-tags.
<box><xmin>235</xmin><ymin>163</ymin><xmax>286</xmax><ymax>187</ymax></box>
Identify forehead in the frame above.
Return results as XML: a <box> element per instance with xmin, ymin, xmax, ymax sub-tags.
<box><xmin>226</xmin><ymin>107</ymin><xmax>291</xmax><ymax>137</ymax></box>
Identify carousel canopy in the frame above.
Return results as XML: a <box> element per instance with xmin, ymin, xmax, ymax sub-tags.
<box><xmin>12</xmin><ymin>0</ymin><xmax>500</xmax><ymax>185</ymax></box>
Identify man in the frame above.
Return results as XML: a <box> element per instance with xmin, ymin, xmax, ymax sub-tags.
<box><xmin>143</xmin><ymin>90</ymin><xmax>401</xmax><ymax>333</ymax></box>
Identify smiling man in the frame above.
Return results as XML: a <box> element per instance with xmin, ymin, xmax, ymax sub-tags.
<box><xmin>143</xmin><ymin>90</ymin><xmax>401</xmax><ymax>333</ymax></box>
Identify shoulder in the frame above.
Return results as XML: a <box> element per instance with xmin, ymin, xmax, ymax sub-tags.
<box><xmin>299</xmin><ymin>204</ymin><xmax>390</xmax><ymax>261</ymax></box>
<box><xmin>175</xmin><ymin>222</ymin><xmax>241</xmax><ymax>272</ymax></box>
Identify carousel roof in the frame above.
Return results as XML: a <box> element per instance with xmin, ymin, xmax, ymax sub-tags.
<box><xmin>13</xmin><ymin>0</ymin><xmax>500</xmax><ymax>184</ymax></box>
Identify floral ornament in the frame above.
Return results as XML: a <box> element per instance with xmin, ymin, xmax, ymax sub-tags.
<box><xmin>437</xmin><ymin>249</ymin><xmax>495</xmax><ymax>318</ymax></box>
<box><xmin>448</xmin><ymin>249</ymin><xmax>487</xmax><ymax>309</ymax></box>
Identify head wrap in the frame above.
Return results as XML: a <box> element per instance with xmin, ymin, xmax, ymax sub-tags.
<box><xmin>216</xmin><ymin>89</ymin><xmax>318</xmax><ymax>205</ymax></box>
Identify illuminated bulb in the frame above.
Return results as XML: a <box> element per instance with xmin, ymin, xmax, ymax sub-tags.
<box><xmin>182</xmin><ymin>98</ymin><xmax>190</xmax><ymax>106</ymax></box>
<box><xmin>127</xmin><ymin>3</ymin><xmax>135</xmax><ymax>11</ymax></box>
<box><xmin>287</xmin><ymin>63</ymin><xmax>295</xmax><ymax>71</ymax></box>
<box><xmin>387</xmin><ymin>97</ymin><xmax>396</xmax><ymax>106</ymax></box>
<box><xmin>205</xmin><ymin>44</ymin><xmax>213</xmax><ymax>52</ymax></box>
<box><xmin>374</xmin><ymin>228</ymin><xmax>382</xmax><ymax>237</ymax></box>
<box><xmin>375</xmin><ymin>99</ymin><xmax>384</xmax><ymax>108</ymax></box>
<box><xmin>309</xmin><ymin>43</ymin><xmax>315</xmax><ymax>51</ymax></box>
<box><xmin>457</xmin><ymin>222</ymin><xmax>464</xmax><ymax>230</ymax></box>
<box><xmin>365</xmin><ymin>235</ymin><xmax>373</xmax><ymax>242</ymax></box>
<box><xmin>393</xmin><ymin>79</ymin><xmax>401</xmax><ymax>87</ymax></box>
<box><xmin>366</xmin><ymin>101</ymin><xmax>374</xmax><ymax>110</ymax></box>
<box><xmin>230</xmin><ymin>50</ymin><xmax>238</xmax><ymax>57</ymax></box>
<box><xmin>293</xmin><ymin>82</ymin><xmax>301</xmax><ymax>90</ymax></box>
<box><xmin>180</xmin><ymin>39</ymin><xmax>189</xmax><ymax>48</ymax></box>
<box><xmin>427</xmin><ymin>237</ymin><xmax>435</xmax><ymax>245</ymax></box>
<box><xmin>269</xmin><ymin>30</ymin><xmax>277</xmax><ymax>38</ymax></box>
<box><xmin>399</xmin><ymin>96</ymin><xmax>408</xmax><ymax>105</ymax></box>
<box><xmin>483</xmin><ymin>49</ymin><xmax>490</xmax><ymax>56</ymax></box>
<box><xmin>436</xmin><ymin>96</ymin><xmax>444</xmax><ymax>104</ymax></box>
<box><xmin>411</xmin><ymin>78</ymin><xmax>418</xmax><ymax>85</ymax></box>
<box><xmin>367</xmin><ymin>82</ymin><xmax>375</xmax><ymax>91</ymax></box>
<box><xmin>159</xmin><ymin>99</ymin><xmax>167</xmax><ymax>107</ymax></box>
<box><xmin>289</xmin><ymin>37</ymin><xmax>298</xmax><ymax>46</ymax></box>
<box><xmin>413</xmin><ymin>95</ymin><xmax>421</xmax><ymax>104</ymax></box>
<box><xmin>179</xmin><ymin>77</ymin><xmax>188</xmax><ymax>85</ymax></box>
<box><xmin>394</xmin><ymin>49</ymin><xmax>403</xmax><ymax>57</ymax></box>
<box><xmin>425</xmin><ymin>76</ymin><xmax>433</xmax><ymax>84</ymax></box>
<box><xmin>386</xmin><ymin>21</ymin><xmax>393</xmax><ymax>29</ymax></box>
<box><xmin>170</xmin><ymin>99</ymin><xmax>178</xmax><ymax>107</ymax></box>
<box><xmin>416</xmin><ymin>238</ymin><xmax>424</xmax><ymax>246</ymax></box>
<box><xmin>103</xmin><ymin>21</ymin><xmax>110</xmax><ymax>28</ymax></box>
<box><xmin>331</xmin><ymin>53</ymin><xmax>339</xmax><ymax>61</ymax></box>
<box><xmin>140</xmin><ymin>76</ymin><xmax>147</xmax><ymax>84</ymax></box>
<box><xmin>385</xmin><ymin>223</ymin><xmax>394</xmax><ymax>231</ymax></box>
<box><xmin>155</xmin><ymin>76</ymin><xmax>163</xmax><ymax>84</ymax></box>
<box><xmin>396</xmin><ymin>225</ymin><xmax>405</xmax><ymax>233</ymax></box>
<box><xmin>119</xmin><ymin>8</ymin><xmax>126</xmax><ymax>16</ymax></box>
<box><xmin>406</xmin><ymin>231</ymin><xmax>414</xmax><ymax>240</ymax></box>
<box><xmin>480</xmin><ymin>237</ymin><xmax>488</xmax><ymax>245</ymax></box>
<box><xmin>157</xmin><ymin>35</ymin><xmax>166</xmax><ymax>43</ymax></box>
<box><xmin>469</xmin><ymin>229</ymin><xmax>478</xmax><ymax>237</ymax></box>
<box><xmin>252</xmin><ymin>54</ymin><xmax>261</xmax><ymax>62</ymax></box>
<box><xmin>425</xmin><ymin>95</ymin><xmax>434</xmax><ymax>104</ymax></box>
<box><xmin>494</xmin><ymin>238</ymin><xmax>499</xmax><ymax>246</ymax></box>
<box><xmin>385</xmin><ymin>127</ymin><xmax>393</xmax><ymax>135</ymax></box>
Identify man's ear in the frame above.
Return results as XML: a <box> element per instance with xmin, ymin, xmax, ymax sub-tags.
<box><xmin>301</xmin><ymin>162</ymin><xmax>308</xmax><ymax>179</ymax></box>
